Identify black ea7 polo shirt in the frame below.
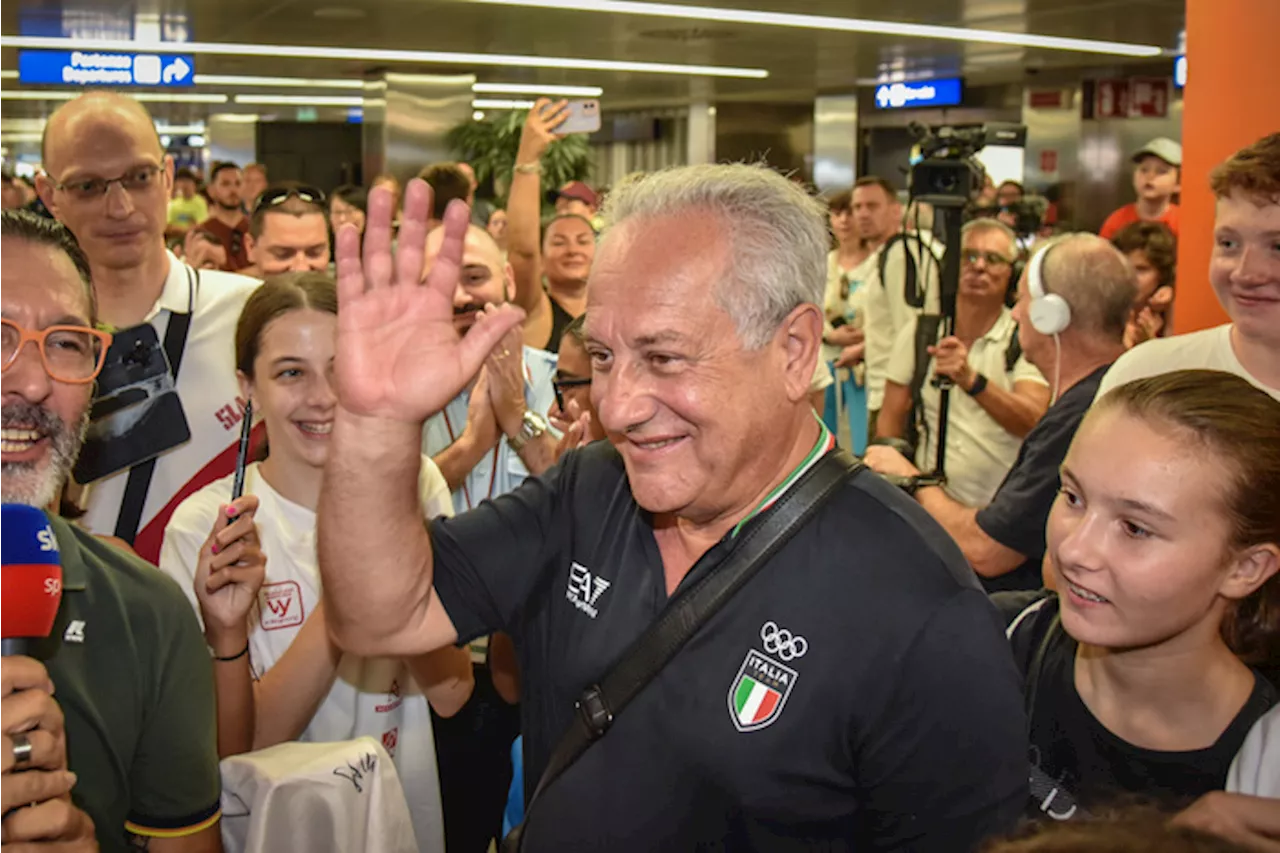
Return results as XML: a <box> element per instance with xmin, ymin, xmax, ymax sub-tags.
<box><xmin>33</xmin><ymin>517</ymin><xmax>222</xmax><ymax>853</ymax></box>
<box><xmin>430</xmin><ymin>442</ymin><xmax>1028</xmax><ymax>851</ymax></box>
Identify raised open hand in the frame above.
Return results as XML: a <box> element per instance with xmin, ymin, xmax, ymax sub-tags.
<box><xmin>334</xmin><ymin>179</ymin><xmax>524</xmax><ymax>424</ymax></box>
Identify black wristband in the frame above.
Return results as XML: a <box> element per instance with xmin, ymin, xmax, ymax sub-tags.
<box><xmin>211</xmin><ymin>642</ymin><xmax>249</xmax><ymax>662</ymax></box>
<box><xmin>968</xmin><ymin>372</ymin><xmax>989</xmax><ymax>396</ymax></box>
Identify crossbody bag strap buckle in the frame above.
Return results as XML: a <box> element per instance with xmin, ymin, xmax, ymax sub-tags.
<box><xmin>575</xmin><ymin>684</ymin><xmax>613</xmax><ymax>741</ymax></box>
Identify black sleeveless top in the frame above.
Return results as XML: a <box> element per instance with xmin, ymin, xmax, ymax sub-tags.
<box><xmin>545</xmin><ymin>294</ymin><xmax>576</xmax><ymax>354</ymax></box>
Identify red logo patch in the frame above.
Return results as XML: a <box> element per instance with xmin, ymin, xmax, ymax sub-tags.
<box><xmin>382</xmin><ymin>728</ymin><xmax>398</xmax><ymax>757</ymax></box>
<box><xmin>259</xmin><ymin>581</ymin><xmax>305</xmax><ymax>631</ymax></box>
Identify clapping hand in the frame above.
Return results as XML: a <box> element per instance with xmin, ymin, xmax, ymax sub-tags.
<box><xmin>552</xmin><ymin>398</ymin><xmax>593</xmax><ymax>463</ymax></box>
<box><xmin>485</xmin><ymin>323</ymin><xmax>529</xmax><ymax>438</ymax></box>
<box><xmin>333</xmin><ymin>180</ymin><xmax>524</xmax><ymax>424</ymax></box>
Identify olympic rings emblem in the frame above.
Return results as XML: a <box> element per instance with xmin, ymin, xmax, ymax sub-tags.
<box><xmin>760</xmin><ymin>621</ymin><xmax>807</xmax><ymax>661</ymax></box>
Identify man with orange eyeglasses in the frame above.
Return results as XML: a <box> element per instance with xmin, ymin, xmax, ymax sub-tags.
<box><xmin>1</xmin><ymin>210</ymin><xmax>223</xmax><ymax>853</ymax></box>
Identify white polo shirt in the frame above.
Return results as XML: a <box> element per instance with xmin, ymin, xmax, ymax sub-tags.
<box><xmin>422</xmin><ymin>345</ymin><xmax>559</xmax><ymax>515</ymax></box>
<box><xmin>159</xmin><ymin>459</ymin><xmax>454</xmax><ymax>853</ymax></box>
<box><xmin>79</xmin><ymin>252</ymin><xmax>260</xmax><ymax>564</ymax></box>
<box><xmin>1096</xmin><ymin>324</ymin><xmax>1280</xmax><ymax>402</ymax></box>
<box><xmin>886</xmin><ymin>307</ymin><xmax>1047</xmax><ymax>507</ymax></box>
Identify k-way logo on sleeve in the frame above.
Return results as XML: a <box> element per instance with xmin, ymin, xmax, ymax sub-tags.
<box><xmin>728</xmin><ymin>622</ymin><xmax>805</xmax><ymax>732</ymax></box>
<box><xmin>567</xmin><ymin>561</ymin><xmax>611</xmax><ymax>619</ymax></box>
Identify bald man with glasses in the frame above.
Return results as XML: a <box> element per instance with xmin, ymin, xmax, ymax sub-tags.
<box><xmin>36</xmin><ymin>90</ymin><xmax>260</xmax><ymax>564</ymax></box>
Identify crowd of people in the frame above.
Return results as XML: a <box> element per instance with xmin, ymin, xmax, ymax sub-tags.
<box><xmin>1</xmin><ymin>86</ymin><xmax>1277</xmax><ymax>853</ymax></box>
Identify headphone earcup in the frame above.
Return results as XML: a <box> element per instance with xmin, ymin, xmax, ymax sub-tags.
<box><xmin>1026</xmin><ymin>245</ymin><xmax>1071</xmax><ymax>335</ymax></box>
<box><xmin>1030</xmin><ymin>292</ymin><xmax>1071</xmax><ymax>335</ymax></box>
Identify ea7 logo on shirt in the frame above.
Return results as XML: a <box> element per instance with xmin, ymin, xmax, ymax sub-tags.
<box><xmin>566</xmin><ymin>562</ymin><xmax>611</xmax><ymax>619</ymax></box>
<box><xmin>259</xmin><ymin>581</ymin><xmax>305</xmax><ymax>631</ymax></box>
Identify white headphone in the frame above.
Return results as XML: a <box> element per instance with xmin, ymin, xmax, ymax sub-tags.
<box><xmin>1027</xmin><ymin>245</ymin><xmax>1072</xmax><ymax>336</ymax></box>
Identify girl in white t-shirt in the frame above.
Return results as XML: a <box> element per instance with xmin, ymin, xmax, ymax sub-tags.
<box><xmin>159</xmin><ymin>272</ymin><xmax>473</xmax><ymax>853</ymax></box>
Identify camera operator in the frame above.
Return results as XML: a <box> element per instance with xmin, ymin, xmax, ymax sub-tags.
<box><xmin>875</xmin><ymin>219</ymin><xmax>1049</xmax><ymax>508</ymax></box>
<box><xmin>866</xmin><ymin>234</ymin><xmax>1132</xmax><ymax>591</ymax></box>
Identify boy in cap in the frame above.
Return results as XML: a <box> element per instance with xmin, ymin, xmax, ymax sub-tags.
<box><xmin>1099</xmin><ymin>137</ymin><xmax>1182</xmax><ymax>239</ymax></box>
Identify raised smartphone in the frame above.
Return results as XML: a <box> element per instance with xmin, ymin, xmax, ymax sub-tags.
<box><xmin>557</xmin><ymin>99</ymin><xmax>601</xmax><ymax>135</ymax></box>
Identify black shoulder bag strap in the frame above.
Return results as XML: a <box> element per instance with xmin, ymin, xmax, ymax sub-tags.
<box><xmin>113</xmin><ymin>267</ymin><xmax>197</xmax><ymax>543</ymax></box>
<box><xmin>503</xmin><ymin>449</ymin><xmax>866</xmax><ymax>852</ymax></box>
<box><xmin>1012</xmin><ymin>597</ymin><xmax>1088</xmax><ymax>821</ymax></box>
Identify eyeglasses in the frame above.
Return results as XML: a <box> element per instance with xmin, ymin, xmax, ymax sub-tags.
<box><xmin>2</xmin><ymin>319</ymin><xmax>113</xmax><ymax>384</ymax></box>
<box><xmin>253</xmin><ymin>186</ymin><xmax>326</xmax><ymax>215</ymax></box>
<box><xmin>52</xmin><ymin>165</ymin><xmax>164</xmax><ymax>202</ymax></box>
<box><xmin>552</xmin><ymin>376</ymin><xmax>592</xmax><ymax>412</ymax></box>
<box><xmin>961</xmin><ymin>249</ymin><xmax>1013</xmax><ymax>268</ymax></box>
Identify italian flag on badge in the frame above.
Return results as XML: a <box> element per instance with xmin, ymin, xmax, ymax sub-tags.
<box><xmin>728</xmin><ymin>650</ymin><xmax>797</xmax><ymax>732</ymax></box>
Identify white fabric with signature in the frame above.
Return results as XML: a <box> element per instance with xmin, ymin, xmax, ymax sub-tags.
<box><xmin>220</xmin><ymin>738</ymin><xmax>418</xmax><ymax>853</ymax></box>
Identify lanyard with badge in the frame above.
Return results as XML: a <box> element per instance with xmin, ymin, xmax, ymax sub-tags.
<box><xmin>72</xmin><ymin>265</ymin><xmax>198</xmax><ymax>542</ymax></box>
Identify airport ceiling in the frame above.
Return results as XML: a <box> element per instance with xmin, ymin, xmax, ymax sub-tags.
<box><xmin>1</xmin><ymin>0</ymin><xmax>1185</xmax><ymax>126</ymax></box>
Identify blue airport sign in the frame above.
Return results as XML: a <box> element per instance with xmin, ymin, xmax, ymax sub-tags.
<box><xmin>874</xmin><ymin>78</ymin><xmax>963</xmax><ymax>110</ymax></box>
<box><xmin>18</xmin><ymin>49</ymin><xmax>195</xmax><ymax>87</ymax></box>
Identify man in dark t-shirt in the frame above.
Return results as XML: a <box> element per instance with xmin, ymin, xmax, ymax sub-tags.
<box><xmin>196</xmin><ymin>161</ymin><xmax>251</xmax><ymax>271</ymax></box>
<box><xmin>317</xmin><ymin>165</ymin><xmax>1029</xmax><ymax>850</ymax></box>
<box><xmin>866</xmin><ymin>233</ymin><xmax>1133</xmax><ymax>591</ymax></box>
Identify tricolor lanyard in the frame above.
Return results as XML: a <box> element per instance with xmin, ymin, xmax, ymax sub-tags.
<box><xmin>730</xmin><ymin>416</ymin><xmax>836</xmax><ymax>539</ymax></box>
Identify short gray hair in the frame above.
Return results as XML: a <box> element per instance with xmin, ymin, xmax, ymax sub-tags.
<box><xmin>961</xmin><ymin>218</ymin><xmax>1018</xmax><ymax>258</ymax></box>
<box><xmin>598</xmin><ymin>163</ymin><xmax>828</xmax><ymax>349</ymax></box>
<box><xmin>1034</xmin><ymin>233</ymin><xmax>1136</xmax><ymax>343</ymax></box>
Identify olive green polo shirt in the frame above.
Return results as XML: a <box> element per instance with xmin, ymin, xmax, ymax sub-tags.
<box><xmin>35</xmin><ymin>516</ymin><xmax>221</xmax><ymax>852</ymax></box>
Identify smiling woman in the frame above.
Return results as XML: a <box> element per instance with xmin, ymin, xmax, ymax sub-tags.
<box><xmin>1001</xmin><ymin>369</ymin><xmax>1280</xmax><ymax>818</ymax></box>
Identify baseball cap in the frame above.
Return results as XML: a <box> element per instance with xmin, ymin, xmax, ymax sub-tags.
<box><xmin>1132</xmin><ymin>138</ymin><xmax>1182</xmax><ymax>167</ymax></box>
<box><xmin>547</xmin><ymin>181</ymin><xmax>600</xmax><ymax>209</ymax></box>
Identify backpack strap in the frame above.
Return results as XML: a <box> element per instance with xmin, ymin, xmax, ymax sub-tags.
<box><xmin>1005</xmin><ymin>594</ymin><xmax>1087</xmax><ymax>821</ymax></box>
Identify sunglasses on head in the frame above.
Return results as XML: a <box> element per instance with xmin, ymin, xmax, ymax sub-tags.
<box><xmin>253</xmin><ymin>185</ymin><xmax>326</xmax><ymax>214</ymax></box>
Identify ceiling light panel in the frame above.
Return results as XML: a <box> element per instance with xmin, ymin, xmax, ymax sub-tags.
<box><xmin>472</xmin><ymin>98</ymin><xmax>536</xmax><ymax>109</ymax></box>
<box><xmin>0</xmin><ymin>36</ymin><xmax>768</xmax><ymax>78</ymax></box>
<box><xmin>473</xmin><ymin>83</ymin><xmax>603</xmax><ymax>96</ymax></box>
<box><xmin>195</xmin><ymin>74</ymin><xmax>364</xmax><ymax>88</ymax></box>
<box><xmin>468</xmin><ymin>0</ymin><xmax>1164</xmax><ymax>57</ymax></box>
<box><xmin>234</xmin><ymin>95</ymin><xmax>363</xmax><ymax>106</ymax></box>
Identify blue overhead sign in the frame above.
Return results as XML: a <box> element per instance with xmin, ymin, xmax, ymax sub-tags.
<box><xmin>1174</xmin><ymin>55</ymin><xmax>1186</xmax><ymax>88</ymax></box>
<box><xmin>874</xmin><ymin>78</ymin><xmax>963</xmax><ymax>110</ymax></box>
<box><xmin>18</xmin><ymin>49</ymin><xmax>194</xmax><ymax>87</ymax></box>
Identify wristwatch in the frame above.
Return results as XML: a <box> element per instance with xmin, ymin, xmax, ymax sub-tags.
<box><xmin>508</xmin><ymin>410</ymin><xmax>549</xmax><ymax>452</ymax></box>
<box><xmin>967</xmin><ymin>372</ymin><xmax>989</xmax><ymax>396</ymax></box>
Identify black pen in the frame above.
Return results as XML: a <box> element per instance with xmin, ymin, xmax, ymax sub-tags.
<box><xmin>231</xmin><ymin>401</ymin><xmax>253</xmax><ymax>500</ymax></box>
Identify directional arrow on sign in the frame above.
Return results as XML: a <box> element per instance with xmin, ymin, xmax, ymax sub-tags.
<box><xmin>162</xmin><ymin>57</ymin><xmax>191</xmax><ymax>84</ymax></box>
